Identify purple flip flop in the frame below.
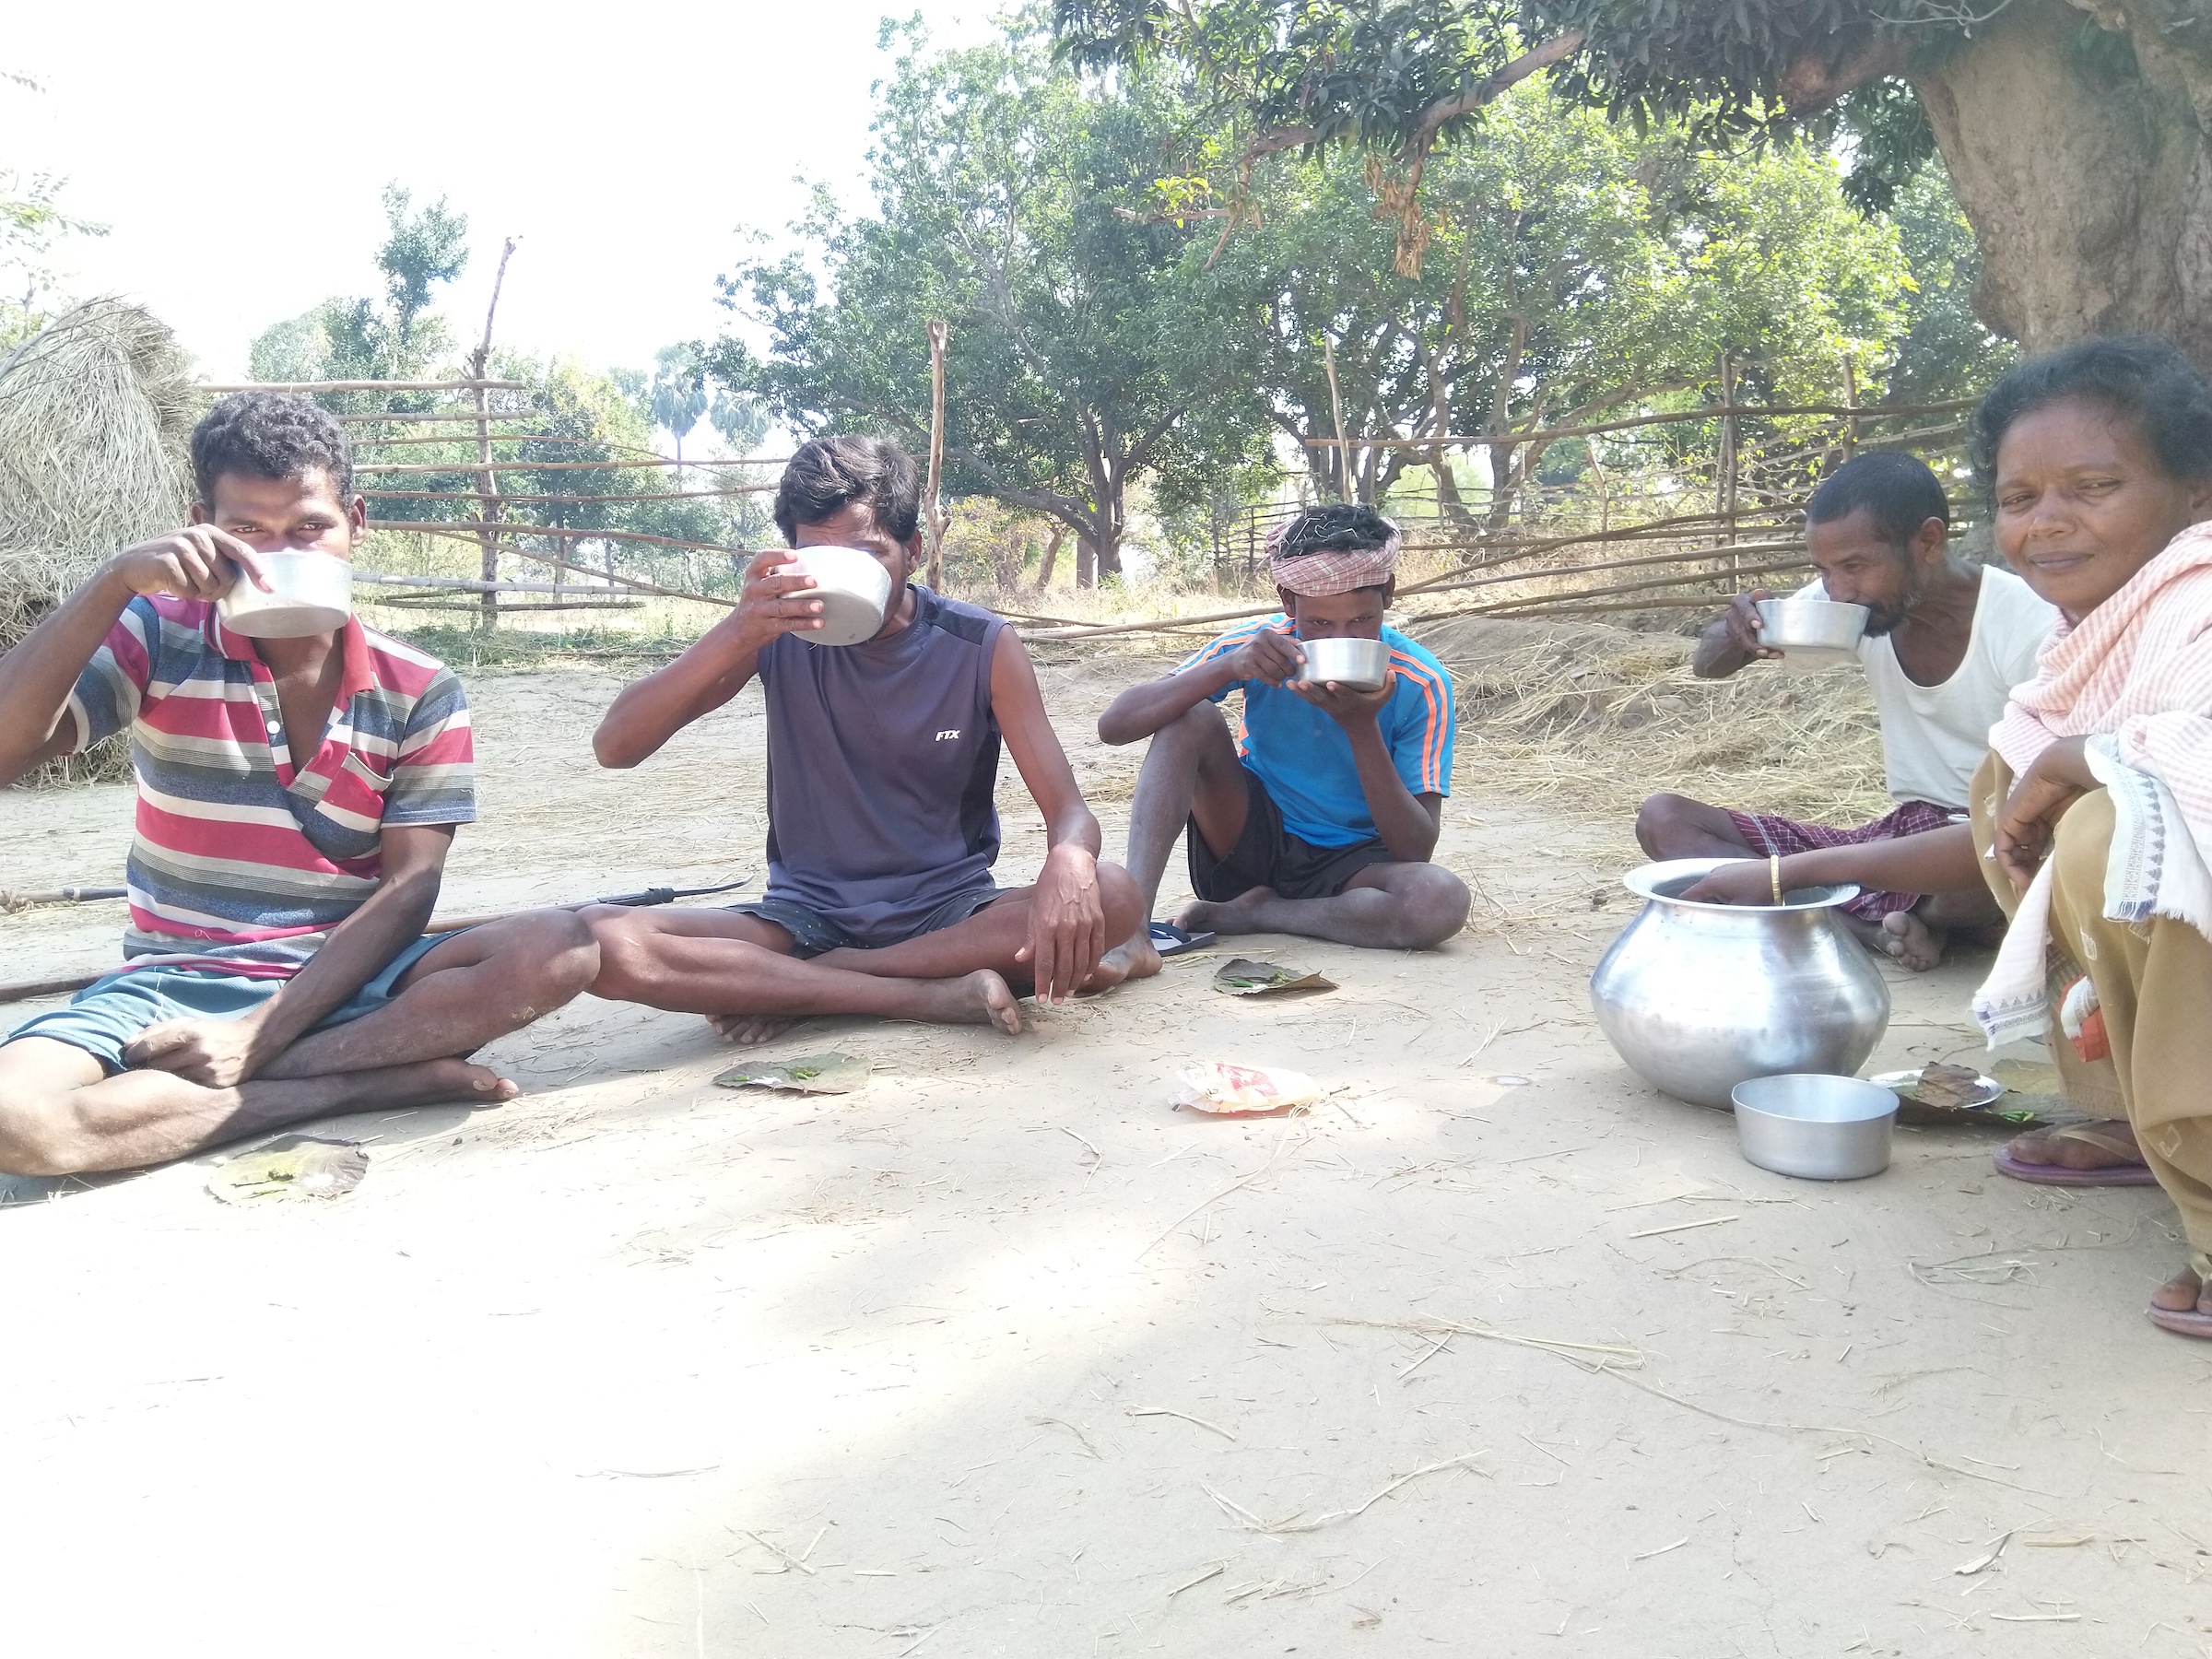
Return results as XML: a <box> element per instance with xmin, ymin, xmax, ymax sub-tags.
<box><xmin>1993</xmin><ymin>1147</ymin><xmax>2159</xmax><ymax>1186</ymax></box>
<box><xmin>2147</xmin><ymin>1303</ymin><xmax>2212</xmax><ymax>1338</ymax></box>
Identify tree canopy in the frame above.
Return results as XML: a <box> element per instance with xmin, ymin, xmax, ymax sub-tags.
<box><xmin>712</xmin><ymin>27</ymin><xmax>1278</xmax><ymax>582</ymax></box>
<box><xmin>1224</xmin><ymin>81</ymin><xmax>1913</xmax><ymax>515</ymax></box>
<box><xmin>1052</xmin><ymin>0</ymin><xmax>2212</xmax><ymax>364</ymax></box>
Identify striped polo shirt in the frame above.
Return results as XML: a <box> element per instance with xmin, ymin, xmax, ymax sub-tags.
<box><xmin>66</xmin><ymin>596</ymin><xmax>476</xmax><ymax>976</ymax></box>
<box><xmin>1178</xmin><ymin>617</ymin><xmax>1455</xmax><ymax>849</ymax></box>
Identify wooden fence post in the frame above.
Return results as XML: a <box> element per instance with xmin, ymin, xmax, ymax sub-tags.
<box><xmin>1842</xmin><ymin>355</ymin><xmax>1861</xmax><ymax>464</ymax></box>
<box><xmin>465</xmin><ymin>237</ymin><xmax>519</xmax><ymax>629</ymax></box>
<box><xmin>1717</xmin><ymin>352</ymin><xmax>1739</xmax><ymax>586</ymax></box>
<box><xmin>925</xmin><ymin>321</ymin><xmax>949</xmax><ymax>591</ymax></box>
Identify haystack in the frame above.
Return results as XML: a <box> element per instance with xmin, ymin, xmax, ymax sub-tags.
<box><xmin>1417</xmin><ymin>613</ymin><xmax>1890</xmax><ymax>858</ymax></box>
<box><xmin>0</xmin><ymin>299</ymin><xmax>199</xmax><ymax>782</ymax></box>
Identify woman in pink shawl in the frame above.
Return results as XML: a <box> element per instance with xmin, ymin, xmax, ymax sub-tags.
<box><xmin>1687</xmin><ymin>336</ymin><xmax>2212</xmax><ymax>1340</ymax></box>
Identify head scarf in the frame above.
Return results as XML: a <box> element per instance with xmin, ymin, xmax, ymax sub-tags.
<box><xmin>1266</xmin><ymin>512</ymin><xmax>1404</xmax><ymax>597</ymax></box>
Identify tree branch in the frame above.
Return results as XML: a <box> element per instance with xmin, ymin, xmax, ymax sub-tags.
<box><xmin>1777</xmin><ymin>33</ymin><xmax>1912</xmax><ymax>116</ymax></box>
<box><xmin>1407</xmin><ymin>31</ymin><xmax>1588</xmax><ymax>155</ymax></box>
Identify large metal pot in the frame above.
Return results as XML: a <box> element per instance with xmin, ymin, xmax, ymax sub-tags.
<box><xmin>1589</xmin><ymin>857</ymin><xmax>1890</xmax><ymax>1109</ymax></box>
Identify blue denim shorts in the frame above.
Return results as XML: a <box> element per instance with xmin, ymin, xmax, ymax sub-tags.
<box><xmin>731</xmin><ymin>887</ymin><xmax>1000</xmax><ymax>959</ymax></box>
<box><xmin>5</xmin><ymin>934</ymin><xmax>452</xmax><ymax>1077</ymax></box>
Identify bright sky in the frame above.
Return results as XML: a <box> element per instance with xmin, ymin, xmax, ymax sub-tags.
<box><xmin>2</xmin><ymin>0</ymin><xmax>998</xmax><ymax>381</ymax></box>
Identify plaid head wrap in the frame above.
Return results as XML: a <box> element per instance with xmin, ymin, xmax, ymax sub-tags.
<box><xmin>1266</xmin><ymin>512</ymin><xmax>1404</xmax><ymax>597</ymax></box>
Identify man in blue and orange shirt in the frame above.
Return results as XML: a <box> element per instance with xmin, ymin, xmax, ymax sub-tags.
<box><xmin>0</xmin><ymin>393</ymin><xmax>596</xmax><ymax>1176</ymax></box>
<box><xmin>1098</xmin><ymin>503</ymin><xmax>1469</xmax><ymax>975</ymax></box>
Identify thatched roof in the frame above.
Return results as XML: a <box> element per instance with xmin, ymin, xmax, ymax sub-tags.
<box><xmin>0</xmin><ymin>298</ymin><xmax>198</xmax><ymax>623</ymax></box>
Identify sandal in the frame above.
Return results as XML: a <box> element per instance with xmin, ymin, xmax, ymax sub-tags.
<box><xmin>2147</xmin><ymin>1254</ymin><xmax>2212</xmax><ymax>1339</ymax></box>
<box><xmin>1148</xmin><ymin>921</ymin><xmax>1217</xmax><ymax>957</ymax></box>
<box><xmin>1993</xmin><ymin>1121</ymin><xmax>2159</xmax><ymax>1187</ymax></box>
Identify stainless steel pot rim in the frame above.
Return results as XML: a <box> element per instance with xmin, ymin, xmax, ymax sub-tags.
<box><xmin>1621</xmin><ymin>856</ymin><xmax>1862</xmax><ymax>912</ymax></box>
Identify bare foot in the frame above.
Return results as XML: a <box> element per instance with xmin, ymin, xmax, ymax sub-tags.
<box><xmin>912</xmin><ymin>969</ymin><xmax>1024</xmax><ymax>1034</ymax></box>
<box><xmin>709</xmin><ymin>1013</ymin><xmax>797</xmax><ymax>1047</ymax></box>
<box><xmin>1093</xmin><ymin>934</ymin><xmax>1163</xmax><ymax>987</ymax></box>
<box><xmin>2005</xmin><ymin>1120</ymin><xmax>2144</xmax><ymax>1171</ymax></box>
<box><xmin>2150</xmin><ymin>1263</ymin><xmax>2210</xmax><ymax>1314</ymax></box>
<box><xmin>2147</xmin><ymin>1261</ymin><xmax>2212</xmax><ymax>1336</ymax></box>
<box><xmin>1178</xmin><ymin>887</ymin><xmax>1276</xmax><ymax>937</ymax></box>
<box><xmin>354</xmin><ymin>1057</ymin><xmax>518</xmax><ymax>1109</ymax></box>
<box><xmin>1879</xmin><ymin>910</ymin><xmax>1947</xmax><ymax>971</ymax></box>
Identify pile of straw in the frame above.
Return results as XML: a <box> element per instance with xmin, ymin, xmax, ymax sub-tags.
<box><xmin>1418</xmin><ymin>614</ymin><xmax>1890</xmax><ymax>847</ymax></box>
<box><xmin>0</xmin><ymin>299</ymin><xmax>199</xmax><ymax>783</ymax></box>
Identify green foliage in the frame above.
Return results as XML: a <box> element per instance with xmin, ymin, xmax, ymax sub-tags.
<box><xmin>1880</xmin><ymin>165</ymin><xmax>2015</xmax><ymax>406</ymax></box>
<box><xmin>1047</xmin><ymin>2</ymin><xmax>2006</xmax><ymax>241</ymax></box>
<box><xmin>248</xmin><ymin>183</ymin><xmax>470</xmax><ymax>387</ymax></box>
<box><xmin>1224</xmin><ymin>82</ymin><xmax>1910</xmax><ymax>511</ymax></box>
<box><xmin>647</xmin><ymin>341</ymin><xmax>711</xmax><ymax>459</ymax></box>
<box><xmin>0</xmin><ymin>169</ymin><xmax>108</xmax><ymax>348</ymax></box>
<box><xmin>712</xmin><ymin>26</ymin><xmax>1279</xmax><ymax>579</ymax></box>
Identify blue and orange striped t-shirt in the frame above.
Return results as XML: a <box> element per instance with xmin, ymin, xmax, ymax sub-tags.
<box><xmin>1176</xmin><ymin>617</ymin><xmax>1454</xmax><ymax>849</ymax></box>
<box><xmin>65</xmin><ymin>596</ymin><xmax>477</xmax><ymax>975</ymax></box>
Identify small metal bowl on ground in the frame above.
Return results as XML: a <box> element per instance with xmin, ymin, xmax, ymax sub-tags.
<box><xmin>788</xmin><ymin>546</ymin><xmax>894</xmax><ymax>647</ymax></box>
<box><xmin>216</xmin><ymin>551</ymin><xmax>353</xmax><ymax>639</ymax></box>
<box><xmin>1730</xmin><ymin>1073</ymin><xmax>1898</xmax><ymax>1180</ymax></box>
<box><xmin>1297</xmin><ymin>636</ymin><xmax>1389</xmax><ymax>689</ymax></box>
<box><xmin>1753</xmin><ymin>596</ymin><xmax>1868</xmax><ymax>675</ymax></box>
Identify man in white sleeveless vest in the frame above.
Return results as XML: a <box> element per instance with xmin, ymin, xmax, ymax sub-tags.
<box><xmin>1637</xmin><ymin>451</ymin><xmax>2057</xmax><ymax>970</ymax></box>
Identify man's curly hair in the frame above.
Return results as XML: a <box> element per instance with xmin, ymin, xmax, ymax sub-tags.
<box><xmin>190</xmin><ymin>393</ymin><xmax>355</xmax><ymax>506</ymax></box>
<box><xmin>1274</xmin><ymin>501</ymin><xmax>1394</xmax><ymax>559</ymax></box>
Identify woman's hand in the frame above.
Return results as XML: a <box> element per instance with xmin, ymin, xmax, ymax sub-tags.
<box><xmin>1994</xmin><ymin>736</ymin><xmax>2097</xmax><ymax>891</ymax></box>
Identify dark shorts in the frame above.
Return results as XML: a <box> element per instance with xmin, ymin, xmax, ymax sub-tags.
<box><xmin>1189</xmin><ymin>767</ymin><xmax>1395</xmax><ymax>903</ymax></box>
<box><xmin>732</xmin><ymin>886</ymin><xmax>1002</xmax><ymax>959</ymax></box>
<box><xmin>1724</xmin><ymin>799</ymin><xmax>1958</xmax><ymax>921</ymax></box>
<box><xmin>6</xmin><ymin>933</ymin><xmax>451</xmax><ymax>1077</ymax></box>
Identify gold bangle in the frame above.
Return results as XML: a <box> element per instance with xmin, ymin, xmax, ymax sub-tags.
<box><xmin>1770</xmin><ymin>854</ymin><xmax>1783</xmax><ymax>905</ymax></box>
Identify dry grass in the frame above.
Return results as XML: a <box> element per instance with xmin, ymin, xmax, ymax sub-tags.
<box><xmin>1417</xmin><ymin>614</ymin><xmax>1890</xmax><ymax>839</ymax></box>
<box><xmin>0</xmin><ymin>299</ymin><xmax>199</xmax><ymax>785</ymax></box>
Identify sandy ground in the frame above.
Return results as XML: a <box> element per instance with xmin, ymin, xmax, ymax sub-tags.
<box><xmin>1</xmin><ymin>653</ymin><xmax>2207</xmax><ymax>1658</ymax></box>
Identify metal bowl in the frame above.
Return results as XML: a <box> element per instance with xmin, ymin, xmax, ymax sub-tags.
<box><xmin>1297</xmin><ymin>636</ymin><xmax>1389</xmax><ymax>690</ymax></box>
<box><xmin>216</xmin><ymin>550</ymin><xmax>353</xmax><ymax>639</ymax></box>
<box><xmin>1730</xmin><ymin>1073</ymin><xmax>1898</xmax><ymax>1181</ymax></box>
<box><xmin>1753</xmin><ymin>596</ymin><xmax>1867</xmax><ymax>676</ymax></box>
<box><xmin>789</xmin><ymin>546</ymin><xmax>894</xmax><ymax>647</ymax></box>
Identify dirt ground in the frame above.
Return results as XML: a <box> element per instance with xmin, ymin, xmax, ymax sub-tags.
<box><xmin>1</xmin><ymin>650</ymin><xmax>2207</xmax><ymax>1658</ymax></box>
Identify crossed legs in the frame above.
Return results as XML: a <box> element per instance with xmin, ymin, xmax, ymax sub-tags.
<box><xmin>1103</xmin><ymin>701</ymin><xmax>1468</xmax><ymax>965</ymax></box>
<box><xmin>1635</xmin><ymin>791</ymin><xmax>2004</xmax><ymax>970</ymax></box>
<box><xmin>0</xmin><ymin>909</ymin><xmax>600</xmax><ymax>1177</ymax></box>
<box><xmin>583</xmin><ymin>868</ymin><xmax>1147</xmax><ymax>1046</ymax></box>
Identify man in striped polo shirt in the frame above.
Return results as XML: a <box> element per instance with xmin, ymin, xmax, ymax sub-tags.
<box><xmin>0</xmin><ymin>393</ymin><xmax>597</xmax><ymax>1176</ymax></box>
<box><xmin>1097</xmin><ymin>503</ymin><xmax>1470</xmax><ymax>975</ymax></box>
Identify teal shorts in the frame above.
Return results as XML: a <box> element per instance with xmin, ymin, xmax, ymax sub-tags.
<box><xmin>5</xmin><ymin>934</ymin><xmax>451</xmax><ymax>1077</ymax></box>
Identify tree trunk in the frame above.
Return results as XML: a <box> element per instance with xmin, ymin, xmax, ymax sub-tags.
<box><xmin>1076</xmin><ymin>534</ymin><xmax>1097</xmax><ymax>589</ymax></box>
<box><xmin>1915</xmin><ymin>0</ymin><xmax>2212</xmax><ymax>364</ymax></box>
<box><xmin>1034</xmin><ymin>524</ymin><xmax>1064</xmax><ymax>591</ymax></box>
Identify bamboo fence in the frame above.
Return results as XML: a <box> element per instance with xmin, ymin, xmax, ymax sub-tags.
<box><xmin>199</xmin><ymin>367</ymin><xmax>1983</xmax><ymax>640</ymax></box>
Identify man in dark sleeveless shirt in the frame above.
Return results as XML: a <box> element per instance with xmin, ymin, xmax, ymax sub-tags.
<box><xmin>583</xmin><ymin>435</ymin><xmax>1143</xmax><ymax>1041</ymax></box>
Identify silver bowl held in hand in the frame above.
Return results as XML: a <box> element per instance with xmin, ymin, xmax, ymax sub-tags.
<box><xmin>1752</xmin><ymin>596</ymin><xmax>1868</xmax><ymax>676</ymax></box>
<box><xmin>1588</xmin><ymin>857</ymin><xmax>1891</xmax><ymax>1109</ymax></box>
<box><xmin>216</xmin><ymin>550</ymin><xmax>353</xmax><ymax>640</ymax></box>
<box><xmin>1296</xmin><ymin>636</ymin><xmax>1389</xmax><ymax>690</ymax></box>
<box><xmin>788</xmin><ymin>546</ymin><xmax>895</xmax><ymax>647</ymax></box>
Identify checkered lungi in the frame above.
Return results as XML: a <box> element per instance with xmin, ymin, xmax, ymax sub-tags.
<box><xmin>1723</xmin><ymin>800</ymin><xmax>1957</xmax><ymax>921</ymax></box>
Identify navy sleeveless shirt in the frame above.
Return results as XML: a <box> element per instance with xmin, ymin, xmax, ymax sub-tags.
<box><xmin>754</xmin><ymin>585</ymin><xmax>1006</xmax><ymax>945</ymax></box>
